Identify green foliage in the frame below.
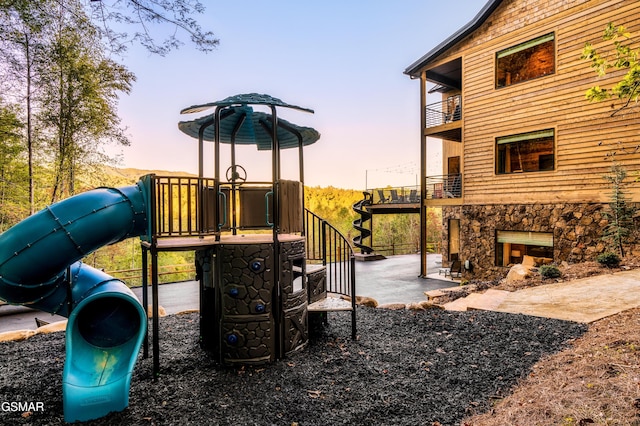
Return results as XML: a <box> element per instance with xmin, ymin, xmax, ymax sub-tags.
<box><xmin>305</xmin><ymin>187</ymin><xmax>442</xmax><ymax>256</ymax></box>
<box><xmin>37</xmin><ymin>5</ymin><xmax>135</xmax><ymax>201</ymax></box>
<box><xmin>304</xmin><ymin>186</ymin><xmax>362</xmax><ymax>238</ymax></box>
<box><xmin>601</xmin><ymin>162</ymin><xmax>636</xmax><ymax>257</ymax></box>
<box><xmin>539</xmin><ymin>264</ymin><xmax>562</xmax><ymax>279</ymax></box>
<box><xmin>0</xmin><ymin>0</ymin><xmax>136</xmax><ymax>204</ymax></box>
<box><xmin>582</xmin><ymin>24</ymin><xmax>639</xmax><ymax>257</ymax></box>
<box><xmin>0</xmin><ymin>103</ymin><xmax>29</xmax><ymax>230</ymax></box>
<box><xmin>0</xmin><ymin>0</ymin><xmax>218</xmax><ymax>56</ymax></box>
<box><xmin>596</xmin><ymin>251</ymin><xmax>621</xmax><ymax>268</ymax></box>
<box><xmin>582</xmin><ymin>23</ymin><xmax>640</xmax><ymax>109</ymax></box>
<box><xmin>85</xmin><ymin>240</ymin><xmax>195</xmax><ymax>287</ymax></box>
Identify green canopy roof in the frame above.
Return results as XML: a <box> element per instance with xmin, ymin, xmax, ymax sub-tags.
<box><xmin>178</xmin><ymin>94</ymin><xmax>320</xmax><ymax>150</ymax></box>
<box><xmin>180</xmin><ymin>93</ymin><xmax>314</xmax><ymax>115</ymax></box>
<box><xmin>178</xmin><ymin>106</ymin><xmax>320</xmax><ymax>150</ymax></box>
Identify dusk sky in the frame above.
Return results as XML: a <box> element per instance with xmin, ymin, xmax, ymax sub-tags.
<box><xmin>112</xmin><ymin>1</ymin><xmax>484</xmax><ymax>189</ymax></box>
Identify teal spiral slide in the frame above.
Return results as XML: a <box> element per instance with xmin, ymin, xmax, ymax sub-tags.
<box><xmin>0</xmin><ymin>177</ymin><xmax>151</xmax><ymax>422</ymax></box>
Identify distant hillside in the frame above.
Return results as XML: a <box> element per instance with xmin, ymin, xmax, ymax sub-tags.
<box><xmin>100</xmin><ymin>166</ymin><xmax>197</xmax><ymax>184</ymax></box>
<box><xmin>96</xmin><ymin>166</ymin><xmax>364</xmax><ymax>234</ymax></box>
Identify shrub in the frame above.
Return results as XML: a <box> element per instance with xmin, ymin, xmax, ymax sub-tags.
<box><xmin>597</xmin><ymin>252</ymin><xmax>621</xmax><ymax>268</ymax></box>
<box><xmin>539</xmin><ymin>264</ymin><xmax>562</xmax><ymax>279</ymax></box>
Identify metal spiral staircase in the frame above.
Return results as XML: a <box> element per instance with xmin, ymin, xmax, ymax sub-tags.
<box><xmin>352</xmin><ymin>192</ymin><xmax>373</xmax><ymax>254</ymax></box>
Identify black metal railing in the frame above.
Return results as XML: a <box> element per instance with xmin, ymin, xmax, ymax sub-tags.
<box><xmin>371</xmin><ymin>241</ymin><xmax>441</xmax><ymax>256</ymax></box>
<box><xmin>425</xmin><ymin>94</ymin><xmax>462</xmax><ymax>128</ymax></box>
<box><xmin>150</xmin><ymin>175</ymin><xmax>217</xmax><ymax>238</ymax></box>
<box><xmin>368</xmin><ymin>185</ymin><xmax>420</xmax><ymax>204</ymax></box>
<box><xmin>107</xmin><ymin>264</ymin><xmax>196</xmax><ymax>287</ymax></box>
<box><xmin>304</xmin><ymin>209</ymin><xmax>356</xmax><ymax>303</ymax></box>
<box><xmin>426</xmin><ymin>173</ymin><xmax>462</xmax><ymax>199</ymax></box>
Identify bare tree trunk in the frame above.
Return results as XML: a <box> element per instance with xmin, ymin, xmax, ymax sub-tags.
<box><xmin>25</xmin><ymin>33</ymin><xmax>34</xmax><ymax>214</ymax></box>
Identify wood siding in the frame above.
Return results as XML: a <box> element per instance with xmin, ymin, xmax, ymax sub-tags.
<box><xmin>442</xmin><ymin>140</ymin><xmax>462</xmax><ymax>173</ymax></box>
<box><xmin>425</xmin><ymin>0</ymin><xmax>640</xmax><ymax>205</ymax></box>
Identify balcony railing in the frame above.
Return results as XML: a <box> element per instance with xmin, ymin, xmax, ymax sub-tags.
<box><xmin>149</xmin><ymin>175</ymin><xmax>217</xmax><ymax>238</ymax></box>
<box><xmin>425</xmin><ymin>94</ymin><xmax>462</xmax><ymax>128</ymax></box>
<box><xmin>368</xmin><ymin>185</ymin><xmax>420</xmax><ymax>204</ymax></box>
<box><xmin>426</xmin><ymin>174</ymin><xmax>462</xmax><ymax>199</ymax></box>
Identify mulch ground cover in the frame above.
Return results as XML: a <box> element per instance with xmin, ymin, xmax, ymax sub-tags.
<box><xmin>0</xmin><ymin>307</ymin><xmax>586</xmax><ymax>425</ymax></box>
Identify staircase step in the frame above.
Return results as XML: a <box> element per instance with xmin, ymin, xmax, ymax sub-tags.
<box><xmin>354</xmin><ymin>253</ymin><xmax>386</xmax><ymax>262</ymax></box>
<box><xmin>308</xmin><ymin>296</ymin><xmax>353</xmax><ymax>312</ymax></box>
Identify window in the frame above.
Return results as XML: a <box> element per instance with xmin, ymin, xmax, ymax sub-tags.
<box><xmin>495</xmin><ymin>231</ymin><xmax>553</xmax><ymax>266</ymax></box>
<box><xmin>496</xmin><ymin>33</ymin><xmax>555</xmax><ymax>88</ymax></box>
<box><xmin>496</xmin><ymin>129</ymin><xmax>554</xmax><ymax>174</ymax></box>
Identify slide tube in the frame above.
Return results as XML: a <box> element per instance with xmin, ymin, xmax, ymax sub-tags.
<box><xmin>0</xmin><ymin>178</ymin><xmax>151</xmax><ymax>422</ymax></box>
<box><xmin>62</xmin><ymin>263</ymin><xmax>147</xmax><ymax>422</ymax></box>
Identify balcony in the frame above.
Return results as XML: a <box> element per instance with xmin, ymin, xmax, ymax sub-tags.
<box><xmin>426</xmin><ymin>174</ymin><xmax>462</xmax><ymax>204</ymax></box>
<box><xmin>365</xmin><ymin>186</ymin><xmax>421</xmax><ymax>214</ymax></box>
<box><xmin>424</xmin><ymin>94</ymin><xmax>462</xmax><ymax>141</ymax></box>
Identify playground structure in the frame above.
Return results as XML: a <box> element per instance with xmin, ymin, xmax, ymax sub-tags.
<box><xmin>0</xmin><ymin>93</ymin><xmax>357</xmax><ymax>422</ymax></box>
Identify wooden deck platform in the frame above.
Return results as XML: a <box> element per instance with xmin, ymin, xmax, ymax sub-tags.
<box><xmin>141</xmin><ymin>233</ymin><xmax>304</xmax><ymax>251</ymax></box>
<box><xmin>365</xmin><ymin>203</ymin><xmax>420</xmax><ymax>214</ymax></box>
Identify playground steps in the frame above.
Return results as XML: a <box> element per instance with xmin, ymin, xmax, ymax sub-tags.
<box><xmin>308</xmin><ymin>294</ymin><xmax>353</xmax><ymax>312</ymax></box>
<box><xmin>305</xmin><ymin>263</ymin><xmax>356</xmax><ymax>339</ymax></box>
<box><xmin>306</xmin><ymin>264</ymin><xmax>353</xmax><ymax>312</ymax></box>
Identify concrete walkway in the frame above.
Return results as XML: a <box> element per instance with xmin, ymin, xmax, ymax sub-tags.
<box><xmin>354</xmin><ymin>253</ymin><xmax>456</xmax><ymax>304</ymax></box>
<box><xmin>441</xmin><ymin>268</ymin><xmax>640</xmax><ymax>323</ymax></box>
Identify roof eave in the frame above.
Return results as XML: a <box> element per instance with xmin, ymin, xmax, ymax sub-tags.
<box><xmin>403</xmin><ymin>0</ymin><xmax>504</xmax><ymax>78</ymax></box>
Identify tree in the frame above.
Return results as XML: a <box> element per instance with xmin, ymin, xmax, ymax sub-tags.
<box><xmin>0</xmin><ymin>0</ymin><xmax>219</xmax><ymax>56</ymax></box>
<box><xmin>601</xmin><ymin>160</ymin><xmax>636</xmax><ymax>257</ymax></box>
<box><xmin>37</xmin><ymin>3</ymin><xmax>135</xmax><ymax>201</ymax></box>
<box><xmin>86</xmin><ymin>0</ymin><xmax>219</xmax><ymax>55</ymax></box>
<box><xmin>0</xmin><ymin>102</ymin><xmax>29</xmax><ymax>230</ymax></box>
<box><xmin>0</xmin><ymin>0</ymin><xmax>52</xmax><ymax>213</ymax></box>
<box><xmin>582</xmin><ymin>23</ymin><xmax>640</xmax><ymax>257</ymax></box>
<box><xmin>582</xmin><ymin>23</ymin><xmax>639</xmax><ymax>115</ymax></box>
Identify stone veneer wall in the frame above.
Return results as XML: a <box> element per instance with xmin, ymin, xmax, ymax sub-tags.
<box><xmin>442</xmin><ymin>202</ymin><xmax>640</xmax><ymax>281</ymax></box>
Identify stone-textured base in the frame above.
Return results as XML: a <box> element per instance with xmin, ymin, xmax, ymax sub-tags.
<box><xmin>197</xmin><ymin>238</ymin><xmax>310</xmax><ymax>366</ymax></box>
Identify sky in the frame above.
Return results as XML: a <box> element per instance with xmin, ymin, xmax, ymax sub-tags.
<box><xmin>111</xmin><ymin>1</ymin><xmax>484</xmax><ymax>190</ymax></box>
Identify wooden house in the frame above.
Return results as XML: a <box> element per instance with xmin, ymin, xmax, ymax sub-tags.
<box><xmin>404</xmin><ymin>0</ymin><xmax>640</xmax><ymax>279</ymax></box>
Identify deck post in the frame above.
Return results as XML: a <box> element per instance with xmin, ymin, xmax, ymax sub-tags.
<box><xmin>213</xmin><ymin>107</ymin><xmax>222</xmax><ymax>242</ymax></box>
<box><xmin>141</xmin><ymin>245</ymin><xmax>148</xmax><ymax>359</ymax></box>
<box><xmin>151</xmin><ymin>247</ymin><xmax>159</xmax><ymax>379</ymax></box>
<box><xmin>419</xmin><ymin>71</ymin><xmax>428</xmax><ymax>277</ymax></box>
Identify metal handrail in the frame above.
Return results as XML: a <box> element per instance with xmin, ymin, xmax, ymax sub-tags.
<box><xmin>304</xmin><ymin>208</ymin><xmax>357</xmax><ymax>337</ymax></box>
<box><xmin>150</xmin><ymin>175</ymin><xmax>217</xmax><ymax>238</ymax></box>
<box><xmin>150</xmin><ymin>176</ymin><xmax>282</xmax><ymax>239</ymax></box>
<box><xmin>426</xmin><ymin>173</ymin><xmax>462</xmax><ymax>199</ymax></box>
<box><xmin>425</xmin><ymin>94</ymin><xmax>462</xmax><ymax>128</ymax></box>
<box><xmin>367</xmin><ymin>185</ymin><xmax>420</xmax><ymax>204</ymax></box>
